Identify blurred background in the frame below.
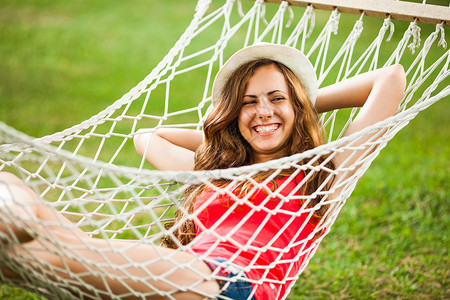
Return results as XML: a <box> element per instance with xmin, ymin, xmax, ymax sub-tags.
<box><xmin>0</xmin><ymin>0</ymin><xmax>448</xmax><ymax>298</ymax></box>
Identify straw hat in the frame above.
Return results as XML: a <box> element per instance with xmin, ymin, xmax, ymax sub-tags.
<box><xmin>212</xmin><ymin>43</ymin><xmax>317</xmax><ymax>106</ymax></box>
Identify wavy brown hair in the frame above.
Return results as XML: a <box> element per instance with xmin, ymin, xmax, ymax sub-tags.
<box><xmin>162</xmin><ymin>59</ymin><xmax>334</xmax><ymax>248</ymax></box>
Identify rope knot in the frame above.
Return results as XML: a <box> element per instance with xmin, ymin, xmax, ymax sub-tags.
<box><xmin>260</xmin><ymin>0</ymin><xmax>269</xmax><ymax>26</ymax></box>
<box><xmin>285</xmin><ymin>5</ymin><xmax>294</xmax><ymax>28</ymax></box>
<box><xmin>305</xmin><ymin>5</ymin><xmax>315</xmax><ymax>39</ymax></box>
<box><xmin>348</xmin><ymin>15</ymin><xmax>364</xmax><ymax>45</ymax></box>
<box><xmin>407</xmin><ymin>20</ymin><xmax>421</xmax><ymax>53</ymax></box>
<box><xmin>383</xmin><ymin>16</ymin><xmax>395</xmax><ymax>42</ymax></box>
<box><xmin>329</xmin><ymin>9</ymin><xmax>340</xmax><ymax>35</ymax></box>
<box><xmin>436</xmin><ymin>23</ymin><xmax>447</xmax><ymax>49</ymax></box>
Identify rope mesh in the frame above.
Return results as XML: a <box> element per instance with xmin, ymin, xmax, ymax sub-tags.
<box><xmin>0</xmin><ymin>0</ymin><xmax>448</xmax><ymax>299</ymax></box>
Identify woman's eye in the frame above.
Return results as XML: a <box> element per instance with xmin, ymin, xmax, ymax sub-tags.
<box><xmin>243</xmin><ymin>100</ymin><xmax>257</xmax><ymax>105</ymax></box>
<box><xmin>271</xmin><ymin>97</ymin><xmax>285</xmax><ymax>102</ymax></box>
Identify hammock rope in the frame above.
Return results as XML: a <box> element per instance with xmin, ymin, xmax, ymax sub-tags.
<box><xmin>0</xmin><ymin>0</ymin><xmax>449</xmax><ymax>299</ymax></box>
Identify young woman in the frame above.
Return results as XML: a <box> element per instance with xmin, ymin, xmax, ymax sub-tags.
<box><xmin>0</xmin><ymin>44</ymin><xmax>406</xmax><ymax>299</ymax></box>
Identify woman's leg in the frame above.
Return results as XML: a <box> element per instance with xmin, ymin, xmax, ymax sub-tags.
<box><xmin>0</xmin><ymin>172</ymin><xmax>219</xmax><ymax>299</ymax></box>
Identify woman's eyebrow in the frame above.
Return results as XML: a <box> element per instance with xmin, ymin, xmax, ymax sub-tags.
<box><xmin>268</xmin><ymin>90</ymin><xmax>286</xmax><ymax>95</ymax></box>
<box><xmin>243</xmin><ymin>90</ymin><xmax>286</xmax><ymax>98</ymax></box>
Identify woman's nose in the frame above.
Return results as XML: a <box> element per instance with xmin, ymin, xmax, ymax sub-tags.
<box><xmin>256</xmin><ymin>101</ymin><xmax>274</xmax><ymax>119</ymax></box>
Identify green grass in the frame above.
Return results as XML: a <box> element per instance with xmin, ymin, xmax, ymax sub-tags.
<box><xmin>0</xmin><ymin>0</ymin><xmax>449</xmax><ymax>299</ymax></box>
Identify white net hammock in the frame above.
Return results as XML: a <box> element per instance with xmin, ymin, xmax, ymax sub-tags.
<box><xmin>0</xmin><ymin>0</ymin><xmax>449</xmax><ymax>299</ymax></box>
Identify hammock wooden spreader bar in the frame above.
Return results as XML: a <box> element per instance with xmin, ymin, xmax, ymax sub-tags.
<box><xmin>262</xmin><ymin>0</ymin><xmax>450</xmax><ymax>25</ymax></box>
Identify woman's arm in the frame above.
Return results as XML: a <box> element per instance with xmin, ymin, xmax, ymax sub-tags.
<box><xmin>316</xmin><ymin>64</ymin><xmax>406</xmax><ymax>140</ymax></box>
<box><xmin>133</xmin><ymin>128</ymin><xmax>203</xmax><ymax>171</ymax></box>
<box><xmin>315</xmin><ymin>64</ymin><xmax>406</xmax><ymax>116</ymax></box>
<box><xmin>315</xmin><ymin>64</ymin><xmax>406</xmax><ymax>186</ymax></box>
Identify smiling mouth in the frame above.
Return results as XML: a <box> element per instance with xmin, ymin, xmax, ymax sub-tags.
<box><xmin>253</xmin><ymin>124</ymin><xmax>280</xmax><ymax>134</ymax></box>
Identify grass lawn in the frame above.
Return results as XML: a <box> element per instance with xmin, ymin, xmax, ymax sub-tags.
<box><xmin>0</xmin><ymin>0</ymin><xmax>448</xmax><ymax>299</ymax></box>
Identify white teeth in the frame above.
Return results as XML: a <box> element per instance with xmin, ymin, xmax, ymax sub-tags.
<box><xmin>255</xmin><ymin>124</ymin><xmax>279</xmax><ymax>133</ymax></box>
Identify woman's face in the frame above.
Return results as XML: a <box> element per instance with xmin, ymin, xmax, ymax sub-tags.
<box><xmin>238</xmin><ymin>64</ymin><xmax>295</xmax><ymax>163</ymax></box>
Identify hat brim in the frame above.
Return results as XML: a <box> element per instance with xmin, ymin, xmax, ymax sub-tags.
<box><xmin>211</xmin><ymin>43</ymin><xmax>317</xmax><ymax>106</ymax></box>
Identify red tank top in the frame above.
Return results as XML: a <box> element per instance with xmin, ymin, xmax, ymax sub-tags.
<box><xmin>190</xmin><ymin>173</ymin><xmax>321</xmax><ymax>299</ymax></box>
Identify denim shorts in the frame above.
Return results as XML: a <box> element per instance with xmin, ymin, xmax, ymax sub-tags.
<box><xmin>204</xmin><ymin>258</ymin><xmax>256</xmax><ymax>300</ymax></box>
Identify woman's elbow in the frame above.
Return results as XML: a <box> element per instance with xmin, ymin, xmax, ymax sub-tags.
<box><xmin>133</xmin><ymin>130</ymin><xmax>151</xmax><ymax>157</ymax></box>
<box><xmin>387</xmin><ymin>64</ymin><xmax>407</xmax><ymax>96</ymax></box>
<box><xmin>378</xmin><ymin>64</ymin><xmax>406</xmax><ymax>110</ymax></box>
